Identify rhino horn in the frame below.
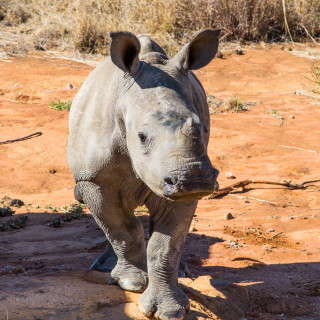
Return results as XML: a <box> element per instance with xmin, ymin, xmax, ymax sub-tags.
<box><xmin>181</xmin><ymin>117</ymin><xmax>200</xmax><ymax>138</ymax></box>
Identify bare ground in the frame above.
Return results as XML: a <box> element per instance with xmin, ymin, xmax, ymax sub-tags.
<box><xmin>0</xmin><ymin>43</ymin><xmax>319</xmax><ymax>320</ymax></box>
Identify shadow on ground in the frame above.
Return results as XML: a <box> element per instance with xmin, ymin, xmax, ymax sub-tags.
<box><xmin>0</xmin><ymin>211</ymin><xmax>319</xmax><ymax>319</ymax></box>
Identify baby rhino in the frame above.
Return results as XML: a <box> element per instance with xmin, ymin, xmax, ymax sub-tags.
<box><xmin>67</xmin><ymin>29</ymin><xmax>220</xmax><ymax>320</ymax></box>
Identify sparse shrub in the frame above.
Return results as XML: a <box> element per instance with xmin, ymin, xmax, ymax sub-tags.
<box><xmin>3</xmin><ymin>5</ymin><xmax>30</xmax><ymax>26</ymax></box>
<box><xmin>227</xmin><ymin>96</ymin><xmax>247</xmax><ymax>112</ymax></box>
<box><xmin>0</xmin><ymin>0</ymin><xmax>320</xmax><ymax>56</ymax></box>
<box><xmin>310</xmin><ymin>64</ymin><xmax>320</xmax><ymax>94</ymax></box>
<box><xmin>49</xmin><ymin>100</ymin><xmax>72</xmax><ymax>111</ymax></box>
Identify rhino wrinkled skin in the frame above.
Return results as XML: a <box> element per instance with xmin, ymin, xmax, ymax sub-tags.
<box><xmin>67</xmin><ymin>29</ymin><xmax>220</xmax><ymax>320</ymax></box>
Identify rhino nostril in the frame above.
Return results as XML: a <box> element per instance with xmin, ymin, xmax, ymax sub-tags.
<box><xmin>164</xmin><ymin>176</ymin><xmax>175</xmax><ymax>185</ymax></box>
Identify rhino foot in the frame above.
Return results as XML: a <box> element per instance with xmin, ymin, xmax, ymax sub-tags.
<box><xmin>110</xmin><ymin>264</ymin><xmax>148</xmax><ymax>293</ymax></box>
<box><xmin>138</xmin><ymin>284</ymin><xmax>189</xmax><ymax>320</ymax></box>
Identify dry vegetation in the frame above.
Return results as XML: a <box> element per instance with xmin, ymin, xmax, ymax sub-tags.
<box><xmin>0</xmin><ymin>0</ymin><xmax>319</xmax><ymax>56</ymax></box>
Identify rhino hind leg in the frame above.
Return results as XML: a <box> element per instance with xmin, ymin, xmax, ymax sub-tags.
<box><xmin>90</xmin><ymin>243</ymin><xmax>117</xmax><ymax>272</ymax></box>
<box><xmin>76</xmin><ymin>181</ymin><xmax>148</xmax><ymax>293</ymax></box>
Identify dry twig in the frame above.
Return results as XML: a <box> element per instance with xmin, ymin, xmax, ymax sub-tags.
<box><xmin>207</xmin><ymin>179</ymin><xmax>320</xmax><ymax>199</ymax></box>
<box><xmin>280</xmin><ymin>145</ymin><xmax>318</xmax><ymax>153</ymax></box>
<box><xmin>259</xmin><ymin>231</ymin><xmax>283</xmax><ymax>240</ymax></box>
<box><xmin>228</xmin><ymin>194</ymin><xmax>279</xmax><ymax>205</ymax></box>
<box><xmin>0</xmin><ymin>132</ymin><xmax>42</xmax><ymax>145</ymax></box>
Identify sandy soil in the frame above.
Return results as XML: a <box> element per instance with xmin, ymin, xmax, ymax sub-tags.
<box><xmin>0</xmin><ymin>44</ymin><xmax>319</xmax><ymax>320</ymax></box>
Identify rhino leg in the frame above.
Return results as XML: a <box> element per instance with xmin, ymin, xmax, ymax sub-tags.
<box><xmin>91</xmin><ymin>215</ymin><xmax>191</xmax><ymax>278</ymax></box>
<box><xmin>90</xmin><ymin>243</ymin><xmax>117</xmax><ymax>272</ymax></box>
<box><xmin>138</xmin><ymin>195</ymin><xmax>197</xmax><ymax>320</ymax></box>
<box><xmin>77</xmin><ymin>181</ymin><xmax>148</xmax><ymax>292</ymax></box>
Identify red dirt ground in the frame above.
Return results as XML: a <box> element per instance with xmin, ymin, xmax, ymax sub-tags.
<box><xmin>0</xmin><ymin>44</ymin><xmax>319</xmax><ymax>320</ymax></box>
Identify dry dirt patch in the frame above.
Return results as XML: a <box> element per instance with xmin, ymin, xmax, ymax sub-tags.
<box><xmin>0</xmin><ymin>45</ymin><xmax>320</xmax><ymax>319</ymax></box>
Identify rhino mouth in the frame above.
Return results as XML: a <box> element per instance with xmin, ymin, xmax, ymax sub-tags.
<box><xmin>163</xmin><ymin>179</ymin><xmax>219</xmax><ymax>201</ymax></box>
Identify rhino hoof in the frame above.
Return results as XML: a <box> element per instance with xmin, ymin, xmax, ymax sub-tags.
<box><xmin>155</xmin><ymin>309</ymin><xmax>186</xmax><ymax>320</ymax></box>
<box><xmin>138</xmin><ymin>286</ymin><xmax>189</xmax><ymax>320</ymax></box>
<box><xmin>109</xmin><ymin>273</ymin><xmax>147</xmax><ymax>293</ymax></box>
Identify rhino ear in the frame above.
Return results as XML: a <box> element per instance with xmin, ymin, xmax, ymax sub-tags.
<box><xmin>110</xmin><ymin>31</ymin><xmax>141</xmax><ymax>75</ymax></box>
<box><xmin>172</xmin><ymin>29</ymin><xmax>220</xmax><ymax>71</ymax></box>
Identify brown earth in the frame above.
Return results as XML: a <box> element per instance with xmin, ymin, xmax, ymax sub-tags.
<box><xmin>0</xmin><ymin>44</ymin><xmax>320</xmax><ymax>320</ymax></box>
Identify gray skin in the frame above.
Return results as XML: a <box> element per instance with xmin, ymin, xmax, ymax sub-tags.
<box><xmin>67</xmin><ymin>29</ymin><xmax>220</xmax><ymax>320</ymax></box>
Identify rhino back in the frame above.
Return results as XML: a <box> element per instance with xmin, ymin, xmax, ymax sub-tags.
<box><xmin>68</xmin><ymin>58</ymin><xmax>125</xmax><ymax>182</ymax></box>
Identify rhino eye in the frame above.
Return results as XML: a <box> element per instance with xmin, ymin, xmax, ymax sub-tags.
<box><xmin>138</xmin><ymin>132</ymin><xmax>147</xmax><ymax>143</ymax></box>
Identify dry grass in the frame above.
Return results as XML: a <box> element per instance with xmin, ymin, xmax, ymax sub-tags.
<box><xmin>227</xmin><ymin>96</ymin><xmax>247</xmax><ymax>112</ymax></box>
<box><xmin>0</xmin><ymin>0</ymin><xmax>319</xmax><ymax>56</ymax></box>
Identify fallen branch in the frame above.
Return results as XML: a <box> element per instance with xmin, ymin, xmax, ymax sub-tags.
<box><xmin>228</xmin><ymin>194</ymin><xmax>279</xmax><ymax>205</ymax></box>
<box><xmin>299</xmin><ymin>24</ymin><xmax>320</xmax><ymax>46</ymax></box>
<box><xmin>0</xmin><ymin>132</ymin><xmax>42</xmax><ymax>145</ymax></box>
<box><xmin>207</xmin><ymin>179</ymin><xmax>319</xmax><ymax>199</ymax></box>
<box><xmin>280</xmin><ymin>145</ymin><xmax>318</xmax><ymax>153</ymax></box>
<box><xmin>260</xmin><ymin>231</ymin><xmax>283</xmax><ymax>240</ymax></box>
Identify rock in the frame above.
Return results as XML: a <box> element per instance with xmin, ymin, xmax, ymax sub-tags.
<box><xmin>236</xmin><ymin>49</ymin><xmax>243</xmax><ymax>55</ymax></box>
<box><xmin>0</xmin><ymin>215</ymin><xmax>28</xmax><ymax>231</ymax></box>
<box><xmin>216</xmin><ymin>51</ymin><xmax>223</xmax><ymax>59</ymax></box>
<box><xmin>0</xmin><ymin>206</ymin><xmax>15</xmax><ymax>217</ymax></box>
<box><xmin>48</xmin><ymin>217</ymin><xmax>61</xmax><ymax>228</ymax></box>
<box><xmin>225</xmin><ymin>172</ymin><xmax>236</xmax><ymax>179</ymax></box>
<box><xmin>67</xmin><ymin>83</ymin><xmax>75</xmax><ymax>90</ymax></box>
<box><xmin>268</xmin><ymin>228</ymin><xmax>275</xmax><ymax>232</ymax></box>
<box><xmin>8</xmin><ymin>199</ymin><xmax>24</xmax><ymax>207</ymax></box>
<box><xmin>225</xmin><ymin>212</ymin><xmax>234</xmax><ymax>220</ymax></box>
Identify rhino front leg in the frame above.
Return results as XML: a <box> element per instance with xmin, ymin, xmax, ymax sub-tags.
<box><xmin>77</xmin><ymin>181</ymin><xmax>148</xmax><ymax>292</ymax></box>
<box><xmin>139</xmin><ymin>196</ymin><xmax>197</xmax><ymax>320</ymax></box>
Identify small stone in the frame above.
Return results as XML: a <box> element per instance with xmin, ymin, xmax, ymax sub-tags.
<box><xmin>216</xmin><ymin>51</ymin><xmax>223</xmax><ymax>59</ymax></box>
<box><xmin>280</xmin><ymin>46</ymin><xmax>285</xmax><ymax>50</ymax></box>
<box><xmin>288</xmin><ymin>47</ymin><xmax>292</xmax><ymax>51</ymax></box>
<box><xmin>8</xmin><ymin>199</ymin><xmax>24</xmax><ymax>207</ymax></box>
<box><xmin>190</xmin><ymin>227</ymin><xmax>197</xmax><ymax>232</ymax></box>
<box><xmin>268</xmin><ymin>228</ymin><xmax>275</xmax><ymax>232</ymax></box>
<box><xmin>290</xmin><ymin>115</ymin><xmax>295</xmax><ymax>119</ymax></box>
<box><xmin>245</xmin><ymin>200</ymin><xmax>250</xmax><ymax>203</ymax></box>
<box><xmin>48</xmin><ymin>217</ymin><xmax>61</xmax><ymax>228</ymax></box>
<box><xmin>0</xmin><ymin>206</ymin><xmax>15</xmax><ymax>217</ymax></box>
<box><xmin>225</xmin><ymin>172</ymin><xmax>236</xmax><ymax>179</ymax></box>
<box><xmin>67</xmin><ymin>83</ymin><xmax>75</xmax><ymax>90</ymax></box>
<box><xmin>236</xmin><ymin>49</ymin><xmax>243</xmax><ymax>55</ymax></box>
<box><xmin>201</xmin><ymin>234</ymin><xmax>206</xmax><ymax>238</ymax></box>
<box><xmin>225</xmin><ymin>213</ymin><xmax>234</xmax><ymax>220</ymax></box>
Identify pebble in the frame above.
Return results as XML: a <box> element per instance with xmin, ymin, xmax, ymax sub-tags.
<box><xmin>236</xmin><ymin>49</ymin><xmax>243</xmax><ymax>55</ymax></box>
<box><xmin>0</xmin><ymin>206</ymin><xmax>15</xmax><ymax>217</ymax></box>
<box><xmin>268</xmin><ymin>228</ymin><xmax>275</xmax><ymax>232</ymax></box>
<box><xmin>290</xmin><ymin>115</ymin><xmax>295</xmax><ymax>119</ymax></box>
<box><xmin>225</xmin><ymin>213</ymin><xmax>234</xmax><ymax>220</ymax></box>
<box><xmin>225</xmin><ymin>172</ymin><xmax>236</xmax><ymax>179</ymax></box>
<box><xmin>8</xmin><ymin>199</ymin><xmax>24</xmax><ymax>207</ymax></box>
<box><xmin>216</xmin><ymin>51</ymin><xmax>223</xmax><ymax>59</ymax></box>
<box><xmin>67</xmin><ymin>83</ymin><xmax>75</xmax><ymax>90</ymax></box>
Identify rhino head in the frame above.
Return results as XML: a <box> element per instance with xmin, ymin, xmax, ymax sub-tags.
<box><xmin>110</xmin><ymin>30</ymin><xmax>220</xmax><ymax>201</ymax></box>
